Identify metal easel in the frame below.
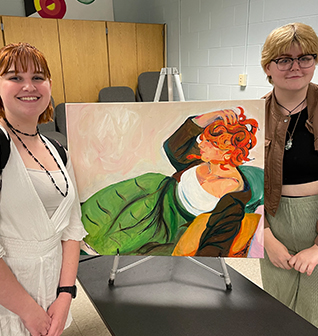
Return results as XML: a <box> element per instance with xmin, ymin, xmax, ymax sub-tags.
<box><xmin>154</xmin><ymin>67</ymin><xmax>185</xmax><ymax>102</ymax></box>
<box><xmin>108</xmin><ymin>67</ymin><xmax>232</xmax><ymax>290</ymax></box>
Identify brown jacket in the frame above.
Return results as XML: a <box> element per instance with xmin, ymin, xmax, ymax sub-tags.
<box><xmin>264</xmin><ymin>82</ymin><xmax>318</xmax><ymax>244</ymax></box>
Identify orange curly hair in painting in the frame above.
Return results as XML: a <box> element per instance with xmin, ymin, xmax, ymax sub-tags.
<box><xmin>189</xmin><ymin>107</ymin><xmax>258</xmax><ymax>170</ymax></box>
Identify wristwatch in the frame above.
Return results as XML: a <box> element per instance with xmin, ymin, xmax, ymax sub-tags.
<box><xmin>56</xmin><ymin>285</ymin><xmax>77</xmax><ymax>299</ymax></box>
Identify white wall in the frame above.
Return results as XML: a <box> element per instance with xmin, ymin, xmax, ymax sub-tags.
<box><xmin>179</xmin><ymin>0</ymin><xmax>318</xmax><ymax>101</ymax></box>
<box><xmin>0</xmin><ymin>0</ymin><xmax>25</xmax><ymax>16</ymax></box>
<box><xmin>114</xmin><ymin>0</ymin><xmax>318</xmax><ymax>101</ymax></box>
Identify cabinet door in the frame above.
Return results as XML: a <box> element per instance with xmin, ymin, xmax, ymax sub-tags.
<box><xmin>107</xmin><ymin>21</ymin><xmax>138</xmax><ymax>92</ymax></box>
<box><xmin>58</xmin><ymin>19</ymin><xmax>109</xmax><ymax>103</ymax></box>
<box><xmin>136</xmin><ymin>23</ymin><xmax>165</xmax><ymax>75</ymax></box>
<box><xmin>1</xmin><ymin>16</ymin><xmax>65</xmax><ymax>105</ymax></box>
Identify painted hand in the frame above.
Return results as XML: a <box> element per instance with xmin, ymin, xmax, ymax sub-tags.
<box><xmin>194</xmin><ymin>109</ymin><xmax>238</xmax><ymax>128</ymax></box>
<box><xmin>288</xmin><ymin>244</ymin><xmax>318</xmax><ymax>276</ymax></box>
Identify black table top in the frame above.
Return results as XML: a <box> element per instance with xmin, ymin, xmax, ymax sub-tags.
<box><xmin>77</xmin><ymin>255</ymin><xmax>318</xmax><ymax>336</ymax></box>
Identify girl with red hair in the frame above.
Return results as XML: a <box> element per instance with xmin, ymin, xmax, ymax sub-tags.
<box><xmin>0</xmin><ymin>43</ymin><xmax>87</xmax><ymax>336</ymax></box>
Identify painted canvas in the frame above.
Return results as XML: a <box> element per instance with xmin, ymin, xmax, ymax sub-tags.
<box><xmin>66</xmin><ymin>100</ymin><xmax>265</xmax><ymax>258</ymax></box>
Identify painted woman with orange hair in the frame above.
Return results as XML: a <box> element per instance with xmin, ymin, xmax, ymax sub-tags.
<box><xmin>167</xmin><ymin>107</ymin><xmax>261</xmax><ymax>257</ymax></box>
<box><xmin>81</xmin><ymin>107</ymin><xmax>264</xmax><ymax>258</ymax></box>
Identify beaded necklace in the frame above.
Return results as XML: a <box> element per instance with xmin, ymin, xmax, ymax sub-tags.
<box><xmin>4</xmin><ymin>118</ymin><xmax>69</xmax><ymax>197</ymax></box>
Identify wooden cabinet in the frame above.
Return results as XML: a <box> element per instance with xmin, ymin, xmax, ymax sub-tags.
<box><xmin>0</xmin><ymin>16</ymin><xmax>166</xmax><ymax>104</ymax></box>
<box><xmin>107</xmin><ymin>21</ymin><xmax>138</xmax><ymax>91</ymax></box>
<box><xmin>58</xmin><ymin>19</ymin><xmax>110</xmax><ymax>103</ymax></box>
<box><xmin>137</xmin><ymin>23</ymin><xmax>165</xmax><ymax>75</ymax></box>
<box><xmin>107</xmin><ymin>22</ymin><xmax>165</xmax><ymax>92</ymax></box>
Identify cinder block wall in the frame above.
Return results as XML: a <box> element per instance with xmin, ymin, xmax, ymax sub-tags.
<box><xmin>178</xmin><ymin>0</ymin><xmax>318</xmax><ymax>101</ymax></box>
<box><xmin>114</xmin><ymin>0</ymin><xmax>318</xmax><ymax>101</ymax></box>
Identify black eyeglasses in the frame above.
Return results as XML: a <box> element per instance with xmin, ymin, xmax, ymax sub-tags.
<box><xmin>271</xmin><ymin>54</ymin><xmax>317</xmax><ymax>71</ymax></box>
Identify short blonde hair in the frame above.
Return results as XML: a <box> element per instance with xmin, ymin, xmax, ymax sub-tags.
<box><xmin>0</xmin><ymin>42</ymin><xmax>53</xmax><ymax>123</ymax></box>
<box><xmin>261</xmin><ymin>23</ymin><xmax>318</xmax><ymax>84</ymax></box>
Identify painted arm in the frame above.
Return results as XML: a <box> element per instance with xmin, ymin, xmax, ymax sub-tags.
<box><xmin>163</xmin><ymin>117</ymin><xmax>203</xmax><ymax>172</ymax></box>
<box><xmin>47</xmin><ymin>240</ymin><xmax>80</xmax><ymax>336</ymax></box>
<box><xmin>0</xmin><ymin>258</ymin><xmax>51</xmax><ymax>335</ymax></box>
<box><xmin>195</xmin><ymin>195</ymin><xmax>246</xmax><ymax>257</ymax></box>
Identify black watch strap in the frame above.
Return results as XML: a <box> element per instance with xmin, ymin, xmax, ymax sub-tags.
<box><xmin>57</xmin><ymin>285</ymin><xmax>77</xmax><ymax>299</ymax></box>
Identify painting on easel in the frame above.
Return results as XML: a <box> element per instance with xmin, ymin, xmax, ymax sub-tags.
<box><xmin>67</xmin><ymin>100</ymin><xmax>265</xmax><ymax>258</ymax></box>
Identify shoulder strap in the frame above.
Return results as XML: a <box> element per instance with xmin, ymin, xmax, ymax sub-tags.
<box><xmin>47</xmin><ymin>137</ymin><xmax>67</xmax><ymax>166</ymax></box>
<box><xmin>0</xmin><ymin>131</ymin><xmax>67</xmax><ymax>173</ymax></box>
<box><xmin>0</xmin><ymin>127</ymin><xmax>11</xmax><ymax>173</ymax></box>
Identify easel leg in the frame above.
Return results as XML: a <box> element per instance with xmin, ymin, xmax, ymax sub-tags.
<box><xmin>187</xmin><ymin>257</ymin><xmax>232</xmax><ymax>290</ymax></box>
<box><xmin>154</xmin><ymin>69</ymin><xmax>167</xmax><ymax>102</ymax></box>
<box><xmin>173</xmin><ymin>70</ymin><xmax>185</xmax><ymax>101</ymax></box>
<box><xmin>108</xmin><ymin>254</ymin><xmax>156</xmax><ymax>286</ymax></box>
<box><xmin>108</xmin><ymin>249</ymin><xmax>120</xmax><ymax>286</ymax></box>
<box><xmin>167</xmin><ymin>73</ymin><xmax>173</xmax><ymax>101</ymax></box>
<box><xmin>219</xmin><ymin>257</ymin><xmax>232</xmax><ymax>290</ymax></box>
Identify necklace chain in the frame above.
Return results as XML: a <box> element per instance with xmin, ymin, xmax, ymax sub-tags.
<box><xmin>285</xmin><ymin>111</ymin><xmax>302</xmax><ymax>150</ymax></box>
<box><xmin>4</xmin><ymin>118</ymin><xmax>39</xmax><ymax>137</ymax></box>
<box><xmin>274</xmin><ymin>96</ymin><xmax>306</xmax><ymax>151</ymax></box>
<box><xmin>4</xmin><ymin>118</ymin><xmax>69</xmax><ymax>197</ymax></box>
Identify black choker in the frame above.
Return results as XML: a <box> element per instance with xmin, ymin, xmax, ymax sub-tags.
<box><xmin>274</xmin><ymin>96</ymin><xmax>306</xmax><ymax>116</ymax></box>
<box><xmin>4</xmin><ymin>118</ymin><xmax>39</xmax><ymax>137</ymax></box>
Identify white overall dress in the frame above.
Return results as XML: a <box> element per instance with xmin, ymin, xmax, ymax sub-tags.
<box><xmin>0</xmin><ymin>134</ymin><xmax>87</xmax><ymax>335</ymax></box>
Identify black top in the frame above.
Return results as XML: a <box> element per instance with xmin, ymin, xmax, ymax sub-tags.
<box><xmin>283</xmin><ymin>107</ymin><xmax>318</xmax><ymax>185</ymax></box>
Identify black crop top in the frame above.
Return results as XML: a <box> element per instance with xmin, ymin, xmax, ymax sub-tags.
<box><xmin>283</xmin><ymin>107</ymin><xmax>318</xmax><ymax>185</ymax></box>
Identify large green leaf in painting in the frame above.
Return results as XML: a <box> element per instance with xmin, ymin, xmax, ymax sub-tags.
<box><xmin>81</xmin><ymin>172</ymin><xmax>194</xmax><ymax>255</ymax></box>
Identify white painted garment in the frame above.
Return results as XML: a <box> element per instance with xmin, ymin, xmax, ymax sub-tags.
<box><xmin>177</xmin><ymin>165</ymin><xmax>220</xmax><ymax>216</ymax></box>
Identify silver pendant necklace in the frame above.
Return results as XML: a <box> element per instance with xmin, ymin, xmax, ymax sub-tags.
<box><xmin>284</xmin><ymin>111</ymin><xmax>302</xmax><ymax>150</ymax></box>
<box><xmin>274</xmin><ymin>96</ymin><xmax>306</xmax><ymax>151</ymax></box>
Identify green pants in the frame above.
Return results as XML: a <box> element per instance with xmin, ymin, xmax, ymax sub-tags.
<box><xmin>260</xmin><ymin>195</ymin><xmax>318</xmax><ymax>328</ymax></box>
